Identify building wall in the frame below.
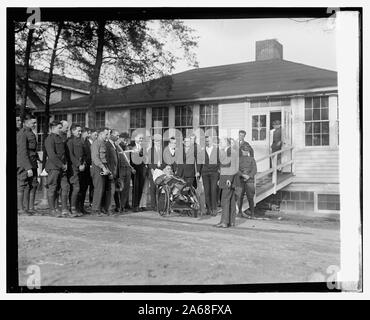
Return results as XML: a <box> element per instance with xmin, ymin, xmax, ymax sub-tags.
<box><xmin>291</xmin><ymin>93</ymin><xmax>339</xmax><ymax>184</ymax></box>
<box><xmin>219</xmin><ymin>101</ymin><xmax>248</xmax><ymax>139</ymax></box>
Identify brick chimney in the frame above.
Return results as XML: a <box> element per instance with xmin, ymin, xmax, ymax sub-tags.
<box><xmin>255</xmin><ymin>39</ymin><xmax>283</xmax><ymax>61</ymax></box>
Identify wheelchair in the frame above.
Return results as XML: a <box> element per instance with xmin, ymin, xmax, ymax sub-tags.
<box><xmin>155</xmin><ymin>175</ymin><xmax>200</xmax><ymax>217</ymax></box>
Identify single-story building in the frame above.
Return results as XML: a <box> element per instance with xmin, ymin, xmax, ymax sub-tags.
<box><xmin>49</xmin><ymin>39</ymin><xmax>340</xmax><ymax>214</ymax></box>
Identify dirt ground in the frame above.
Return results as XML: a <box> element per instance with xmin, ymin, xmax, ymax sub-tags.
<box><xmin>17</xmin><ymin>210</ymin><xmax>340</xmax><ymax>287</ymax></box>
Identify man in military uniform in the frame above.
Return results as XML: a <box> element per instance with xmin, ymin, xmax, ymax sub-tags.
<box><xmin>44</xmin><ymin>120</ymin><xmax>70</xmax><ymax>217</ymax></box>
<box><xmin>66</xmin><ymin>124</ymin><xmax>86</xmax><ymax>216</ymax></box>
<box><xmin>238</xmin><ymin>130</ymin><xmax>254</xmax><ymax>158</ymax></box>
<box><xmin>79</xmin><ymin>128</ymin><xmax>98</xmax><ymax>212</ymax></box>
<box><xmin>91</xmin><ymin>127</ymin><xmax>111</xmax><ymax>215</ymax></box>
<box><xmin>16</xmin><ymin>114</ymin><xmax>40</xmax><ymax>215</ymax></box>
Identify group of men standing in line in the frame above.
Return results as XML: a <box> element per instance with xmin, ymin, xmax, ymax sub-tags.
<box><xmin>16</xmin><ymin>113</ymin><xmax>282</xmax><ymax>227</ymax></box>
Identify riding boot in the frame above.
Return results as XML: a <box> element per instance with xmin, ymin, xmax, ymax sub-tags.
<box><xmin>48</xmin><ymin>194</ymin><xmax>55</xmax><ymax>210</ymax></box>
<box><xmin>61</xmin><ymin>194</ymin><xmax>69</xmax><ymax>212</ymax></box>
<box><xmin>23</xmin><ymin>188</ymin><xmax>30</xmax><ymax>211</ymax></box>
<box><xmin>17</xmin><ymin>191</ymin><xmax>25</xmax><ymax>213</ymax></box>
<box><xmin>248</xmin><ymin>198</ymin><xmax>255</xmax><ymax>217</ymax></box>
<box><xmin>29</xmin><ymin>187</ymin><xmax>37</xmax><ymax>210</ymax></box>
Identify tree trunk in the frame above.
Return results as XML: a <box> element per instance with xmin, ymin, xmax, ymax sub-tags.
<box><xmin>42</xmin><ymin>21</ymin><xmax>63</xmax><ymax>170</ymax></box>
<box><xmin>20</xmin><ymin>27</ymin><xmax>34</xmax><ymax>122</ymax></box>
<box><xmin>87</xmin><ymin>20</ymin><xmax>106</xmax><ymax>128</ymax></box>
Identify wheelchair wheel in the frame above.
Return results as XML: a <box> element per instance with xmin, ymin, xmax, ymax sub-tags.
<box><xmin>157</xmin><ymin>185</ymin><xmax>170</xmax><ymax>216</ymax></box>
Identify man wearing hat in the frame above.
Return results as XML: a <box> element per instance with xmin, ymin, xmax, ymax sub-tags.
<box><xmin>271</xmin><ymin>120</ymin><xmax>282</xmax><ymax>168</ymax></box>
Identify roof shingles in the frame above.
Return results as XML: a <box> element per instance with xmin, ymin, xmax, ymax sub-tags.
<box><xmin>52</xmin><ymin>59</ymin><xmax>337</xmax><ymax>110</ymax></box>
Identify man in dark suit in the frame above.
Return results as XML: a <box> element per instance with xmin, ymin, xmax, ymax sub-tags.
<box><xmin>200</xmin><ymin>135</ymin><xmax>219</xmax><ymax>216</ymax></box>
<box><xmin>105</xmin><ymin>129</ymin><xmax>119</xmax><ymax>213</ymax></box>
<box><xmin>66</xmin><ymin>124</ymin><xmax>86</xmax><ymax>217</ymax></box>
<box><xmin>116</xmin><ymin>132</ymin><xmax>135</xmax><ymax>212</ymax></box>
<box><xmin>146</xmin><ymin>133</ymin><xmax>165</xmax><ymax>210</ymax></box>
<box><xmin>130</xmin><ymin>132</ymin><xmax>146</xmax><ymax>212</ymax></box>
<box><xmin>79</xmin><ymin>128</ymin><xmax>98</xmax><ymax>212</ymax></box>
<box><xmin>16</xmin><ymin>114</ymin><xmax>40</xmax><ymax>215</ymax></box>
<box><xmin>176</xmin><ymin>136</ymin><xmax>200</xmax><ymax>187</ymax></box>
<box><xmin>215</xmin><ymin>137</ymin><xmax>239</xmax><ymax>228</ymax></box>
<box><xmin>44</xmin><ymin>121</ymin><xmax>70</xmax><ymax>217</ymax></box>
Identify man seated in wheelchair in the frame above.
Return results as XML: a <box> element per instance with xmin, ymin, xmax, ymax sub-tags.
<box><xmin>152</xmin><ymin>165</ymin><xmax>190</xmax><ymax>202</ymax></box>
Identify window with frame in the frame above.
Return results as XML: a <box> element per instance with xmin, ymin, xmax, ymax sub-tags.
<box><xmin>94</xmin><ymin>111</ymin><xmax>105</xmax><ymax>129</ymax></box>
<box><xmin>36</xmin><ymin>114</ymin><xmax>45</xmax><ymax>152</ymax></box>
<box><xmin>304</xmin><ymin>96</ymin><xmax>329</xmax><ymax>146</ymax></box>
<box><xmin>175</xmin><ymin>105</ymin><xmax>193</xmax><ymax>139</ymax></box>
<box><xmin>130</xmin><ymin>108</ymin><xmax>146</xmax><ymax>135</ymax></box>
<box><xmin>72</xmin><ymin>112</ymin><xmax>86</xmax><ymax>127</ymax></box>
<box><xmin>251</xmin><ymin>115</ymin><xmax>267</xmax><ymax>141</ymax></box>
<box><xmin>151</xmin><ymin>106</ymin><xmax>169</xmax><ymax>138</ymax></box>
<box><xmin>199</xmin><ymin>104</ymin><xmax>218</xmax><ymax>139</ymax></box>
<box><xmin>54</xmin><ymin>113</ymin><xmax>67</xmax><ymax>123</ymax></box>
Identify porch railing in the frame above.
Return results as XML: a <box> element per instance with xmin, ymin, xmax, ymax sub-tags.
<box><xmin>254</xmin><ymin>145</ymin><xmax>294</xmax><ymax>196</ymax></box>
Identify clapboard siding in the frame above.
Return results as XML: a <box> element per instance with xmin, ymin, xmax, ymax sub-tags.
<box><xmin>293</xmin><ymin>148</ymin><xmax>339</xmax><ymax>183</ymax></box>
<box><xmin>219</xmin><ymin>102</ymin><xmax>247</xmax><ymax>135</ymax></box>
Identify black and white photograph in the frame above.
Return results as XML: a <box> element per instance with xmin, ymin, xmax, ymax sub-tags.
<box><xmin>3</xmin><ymin>4</ymin><xmax>365</xmax><ymax>297</ymax></box>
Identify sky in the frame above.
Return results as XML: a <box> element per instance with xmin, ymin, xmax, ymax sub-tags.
<box><xmin>171</xmin><ymin>18</ymin><xmax>337</xmax><ymax>74</ymax></box>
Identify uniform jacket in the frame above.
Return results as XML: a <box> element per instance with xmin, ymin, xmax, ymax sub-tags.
<box><xmin>83</xmin><ymin>139</ymin><xmax>93</xmax><ymax>166</ymax></box>
<box><xmin>105</xmin><ymin>140</ymin><xmax>119</xmax><ymax>178</ymax></box>
<box><xmin>45</xmin><ymin>133</ymin><xmax>67</xmax><ymax>171</ymax></box>
<box><xmin>239</xmin><ymin>140</ymin><xmax>254</xmax><ymax>158</ymax></box>
<box><xmin>91</xmin><ymin>138</ymin><xmax>108</xmax><ymax>169</ymax></box>
<box><xmin>66</xmin><ymin>136</ymin><xmax>85</xmax><ymax>171</ymax></box>
<box><xmin>239</xmin><ymin>155</ymin><xmax>257</xmax><ymax>182</ymax></box>
<box><xmin>17</xmin><ymin>127</ymin><xmax>39</xmax><ymax>170</ymax></box>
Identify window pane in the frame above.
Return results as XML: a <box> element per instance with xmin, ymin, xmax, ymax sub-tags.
<box><xmin>321</xmin><ymin>107</ymin><xmax>329</xmax><ymax>120</ymax></box>
<box><xmin>305</xmin><ymin>135</ymin><xmax>312</xmax><ymax>146</ymax></box>
<box><xmin>322</xmin><ymin>134</ymin><xmax>329</xmax><ymax>145</ymax></box>
<box><xmin>313</xmin><ymin>122</ymin><xmax>321</xmax><ymax>133</ymax></box>
<box><xmin>305</xmin><ymin>97</ymin><xmax>312</xmax><ymax>109</ymax></box>
<box><xmin>131</xmin><ymin>108</ymin><xmax>146</xmax><ymax>128</ymax></box>
<box><xmin>260</xmin><ymin>115</ymin><xmax>266</xmax><ymax>127</ymax></box>
<box><xmin>305</xmin><ymin>123</ymin><xmax>312</xmax><ymax>134</ymax></box>
<box><xmin>313</xmin><ymin>134</ymin><xmax>321</xmax><ymax>146</ymax></box>
<box><xmin>321</xmin><ymin>96</ymin><xmax>329</xmax><ymax>108</ymax></box>
<box><xmin>322</xmin><ymin>122</ymin><xmax>329</xmax><ymax>134</ymax></box>
<box><xmin>212</xmin><ymin>114</ymin><xmax>218</xmax><ymax>125</ymax></box>
<box><xmin>260</xmin><ymin>128</ymin><xmax>266</xmax><ymax>140</ymax></box>
<box><xmin>252</xmin><ymin>129</ymin><xmax>258</xmax><ymax>141</ymax></box>
<box><xmin>305</xmin><ymin>109</ymin><xmax>312</xmax><ymax>121</ymax></box>
<box><xmin>252</xmin><ymin>116</ymin><xmax>258</xmax><ymax>128</ymax></box>
<box><xmin>313</xmin><ymin>97</ymin><xmax>320</xmax><ymax>109</ymax></box>
<box><xmin>313</xmin><ymin>109</ymin><xmax>320</xmax><ymax>120</ymax></box>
